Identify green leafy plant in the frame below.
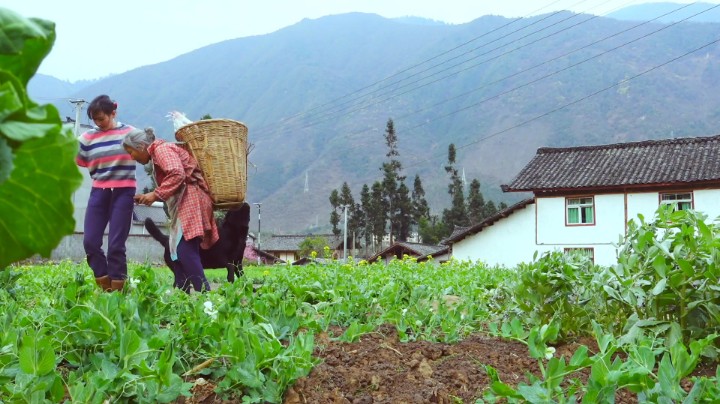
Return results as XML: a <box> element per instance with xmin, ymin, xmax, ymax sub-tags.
<box><xmin>509</xmin><ymin>250</ymin><xmax>603</xmax><ymax>340</ymax></box>
<box><xmin>607</xmin><ymin>206</ymin><xmax>720</xmax><ymax>352</ymax></box>
<box><xmin>0</xmin><ymin>7</ymin><xmax>83</xmax><ymax>268</ymax></box>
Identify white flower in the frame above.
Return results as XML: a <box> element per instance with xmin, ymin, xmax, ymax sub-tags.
<box><xmin>203</xmin><ymin>300</ymin><xmax>218</xmax><ymax>321</ymax></box>
<box><xmin>128</xmin><ymin>277</ymin><xmax>140</xmax><ymax>288</ymax></box>
<box><xmin>402</xmin><ymin>308</ymin><xmax>408</xmax><ymax>317</ymax></box>
<box><xmin>544</xmin><ymin>346</ymin><xmax>556</xmax><ymax>360</ymax></box>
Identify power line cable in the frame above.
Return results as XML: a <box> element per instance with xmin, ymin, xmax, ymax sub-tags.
<box><xmin>285</xmin><ymin>3</ymin><xmax>596</xmax><ymax>130</ymax></box>
<box><xmin>289</xmin><ymin>2</ymin><xmax>632</xmax><ymax>134</ymax></box>
<box><xmin>398</xmin><ymin>3</ymin><xmax>719</xmax><ymax>135</ymax></box>
<box><xmin>251</xmin><ymin>0</ymin><xmax>591</xmax><ymax>134</ymax></box>
<box><xmin>288</xmin><ymin>13</ymin><xmax>598</xmax><ymax>133</ymax></box>
<box><xmin>389</xmin><ymin>2</ymin><xmax>697</xmax><ymax>125</ymax></box>
<box><xmin>403</xmin><ymin>36</ymin><xmax>720</xmax><ymax>170</ymax></box>
<box><xmin>257</xmin><ymin>0</ymin><xmax>638</xmax><ymax>137</ymax></box>
<box><xmin>329</xmin><ymin>6</ymin><xmax>720</xmax><ymax>187</ymax></box>
<box><xmin>329</xmin><ymin>1</ymin><xmax>714</xmax><ymax>148</ymax></box>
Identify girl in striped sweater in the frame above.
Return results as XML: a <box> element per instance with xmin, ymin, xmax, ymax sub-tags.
<box><xmin>76</xmin><ymin>95</ymin><xmax>137</xmax><ymax>292</ymax></box>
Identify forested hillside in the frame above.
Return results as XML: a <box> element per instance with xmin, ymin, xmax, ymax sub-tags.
<box><xmin>44</xmin><ymin>8</ymin><xmax>720</xmax><ymax>232</ymax></box>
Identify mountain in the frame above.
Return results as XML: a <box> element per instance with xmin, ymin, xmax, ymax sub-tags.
<box><xmin>51</xmin><ymin>11</ymin><xmax>720</xmax><ymax>233</ymax></box>
<box><xmin>607</xmin><ymin>2</ymin><xmax>720</xmax><ymax>23</ymax></box>
<box><xmin>28</xmin><ymin>74</ymin><xmax>97</xmax><ymax>122</ymax></box>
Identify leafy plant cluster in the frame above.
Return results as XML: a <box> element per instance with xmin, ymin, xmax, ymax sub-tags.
<box><xmin>487</xmin><ymin>207</ymin><xmax>720</xmax><ymax>402</ymax></box>
<box><xmin>4</xmin><ymin>225</ymin><xmax>720</xmax><ymax>402</ymax></box>
<box><xmin>0</xmin><ymin>7</ymin><xmax>82</xmax><ymax>269</ymax></box>
<box><xmin>0</xmin><ymin>264</ymin><xmax>318</xmax><ymax>403</ymax></box>
<box><xmin>509</xmin><ymin>207</ymin><xmax>720</xmax><ymax>349</ymax></box>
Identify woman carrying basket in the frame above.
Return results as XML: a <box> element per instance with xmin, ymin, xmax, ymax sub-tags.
<box><xmin>123</xmin><ymin>128</ymin><xmax>218</xmax><ymax>292</ymax></box>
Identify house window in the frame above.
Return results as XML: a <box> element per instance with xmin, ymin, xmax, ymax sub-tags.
<box><xmin>564</xmin><ymin>247</ymin><xmax>594</xmax><ymax>263</ymax></box>
<box><xmin>660</xmin><ymin>192</ymin><xmax>692</xmax><ymax>211</ymax></box>
<box><xmin>566</xmin><ymin>197</ymin><xmax>594</xmax><ymax>225</ymax></box>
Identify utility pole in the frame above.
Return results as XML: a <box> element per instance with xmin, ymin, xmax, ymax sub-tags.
<box><xmin>69</xmin><ymin>99</ymin><xmax>86</xmax><ymax>206</ymax></box>
<box><xmin>253</xmin><ymin>202</ymin><xmax>262</xmax><ymax>264</ymax></box>
<box><xmin>341</xmin><ymin>204</ymin><xmax>348</xmax><ymax>261</ymax></box>
<box><xmin>69</xmin><ymin>99</ymin><xmax>86</xmax><ymax>137</ymax></box>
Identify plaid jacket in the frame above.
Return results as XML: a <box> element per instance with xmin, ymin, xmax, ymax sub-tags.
<box><xmin>149</xmin><ymin>140</ymin><xmax>219</xmax><ymax>249</ymax></box>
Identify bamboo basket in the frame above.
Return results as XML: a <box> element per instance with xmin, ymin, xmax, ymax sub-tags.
<box><xmin>175</xmin><ymin>119</ymin><xmax>248</xmax><ymax>210</ymax></box>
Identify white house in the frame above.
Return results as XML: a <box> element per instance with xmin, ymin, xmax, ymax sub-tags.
<box><xmin>448</xmin><ymin>134</ymin><xmax>720</xmax><ymax>267</ymax></box>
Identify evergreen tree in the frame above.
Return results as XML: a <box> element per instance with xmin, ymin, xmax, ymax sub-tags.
<box><xmin>442</xmin><ymin>143</ymin><xmax>468</xmax><ymax>231</ymax></box>
<box><xmin>359</xmin><ymin>184</ymin><xmax>373</xmax><ymax>256</ymax></box>
<box><xmin>395</xmin><ymin>182</ymin><xmax>413</xmax><ymax>241</ymax></box>
<box><xmin>467</xmin><ymin>179</ymin><xmax>486</xmax><ymax>225</ymax></box>
<box><xmin>418</xmin><ymin>215</ymin><xmax>448</xmax><ymax>245</ymax></box>
<box><xmin>498</xmin><ymin>201</ymin><xmax>508</xmax><ymax>210</ymax></box>
<box><xmin>348</xmin><ymin>202</ymin><xmax>364</xmax><ymax>256</ymax></box>
<box><xmin>370</xmin><ymin>181</ymin><xmax>386</xmax><ymax>251</ymax></box>
<box><xmin>483</xmin><ymin>200</ymin><xmax>498</xmax><ymax>218</ymax></box>
<box><xmin>411</xmin><ymin>174</ymin><xmax>430</xmax><ymax>226</ymax></box>
<box><xmin>381</xmin><ymin>119</ymin><xmax>405</xmax><ymax>244</ymax></box>
<box><xmin>329</xmin><ymin>189</ymin><xmax>341</xmax><ymax>236</ymax></box>
<box><xmin>332</xmin><ymin>182</ymin><xmax>356</xmax><ymax>240</ymax></box>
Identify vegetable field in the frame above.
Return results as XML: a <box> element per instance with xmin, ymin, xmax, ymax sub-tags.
<box><xmin>2</xmin><ymin>208</ymin><xmax>720</xmax><ymax>403</ymax></box>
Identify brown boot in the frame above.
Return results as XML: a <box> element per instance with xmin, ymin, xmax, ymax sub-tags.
<box><xmin>110</xmin><ymin>279</ymin><xmax>126</xmax><ymax>292</ymax></box>
<box><xmin>95</xmin><ymin>275</ymin><xmax>112</xmax><ymax>291</ymax></box>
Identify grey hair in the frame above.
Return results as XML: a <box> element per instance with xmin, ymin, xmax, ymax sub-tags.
<box><xmin>123</xmin><ymin>127</ymin><xmax>156</xmax><ymax>150</ymax></box>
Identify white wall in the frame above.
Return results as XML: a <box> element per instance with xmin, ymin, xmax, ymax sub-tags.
<box><xmin>454</xmin><ymin>188</ymin><xmax>720</xmax><ymax>268</ymax></box>
<box><xmin>453</xmin><ymin>203</ymin><xmax>541</xmax><ymax>267</ymax></box>
<box><xmin>535</xmin><ymin>194</ymin><xmax>624</xmax><ymax>267</ymax></box>
<box><xmin>693</xmin><ymin>189</ymin><xmax>720</xmax><ymax>222</ymax></box>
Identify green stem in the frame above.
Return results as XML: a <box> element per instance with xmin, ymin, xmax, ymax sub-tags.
<box><xmin>74</xmin><ymin>304</ymin><xmax>116</xmax><ymax>331</ymax></box>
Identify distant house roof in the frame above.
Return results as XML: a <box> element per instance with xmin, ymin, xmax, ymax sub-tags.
<box><xmin>501</xmin><ymin>134</ymin><xmax>720</xmax><ymax>193</ymax></box>
<box><xmin>445</xmin><ymin>198</ymin><xmax>535</xmax><ymax>244</ymax></box>
<box><xmin>368</xmin><ymin>241</ymin><xmax>448</xmax><ymax>263</ymax></box>
<box><xmin>262</xmin><ymin>234</ymin><xmax>342</xmax><ymax>252</ymax></box>
<box><xmin>133</xmin><ymin>205</ymin><xmax>168</xmax><ymax>224</ymax></box>
<box><xmin>441</xmin><ymin>226</ymin><xmax>470</xmax><ymax>245</ymax></box>
<box><xmin>292</xmin><ymin>257</ymin><xmax>334</xmax><ymax>266</ymax></box>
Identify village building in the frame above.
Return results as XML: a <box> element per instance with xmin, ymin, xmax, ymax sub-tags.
<box><xmin>447</xmin><ymin>134</ymin><xmax>720</xmax><ymax>267</ymax></box>
<box><xmin>368</xmin><ymin>241</ymin><xmax>449</xmax><ymax>264</ymax></box>
<box><xmin>261</xmin><ymin>234</ymin><xmax>357</xmax><ymax>263</ymax></box>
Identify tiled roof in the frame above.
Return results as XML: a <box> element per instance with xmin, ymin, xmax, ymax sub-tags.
<box><xmin>133</xmin><ymin>205</ymin><xmax>168</xmax><ymax>224</ymax></box>
<box><xmin>368</xmin><ymin>241</ymin><xmax>448</xmax><ymax>262</ymax></box>
<box><xmin>441</xmin><ymin>226</ymin><xmax>470</xmax><ymax>245</ymax></box>
<box><xmin>446</xmin><ymin>198</ymin><xmax>535</xmax><ymax>244</ymax></box>
<box><xmin>262</xmin><ymin>234</ymin><xmax>341</xmax><ymax>252</ymax></box>
<box><xmin>502</xmin><ymin>134</ymin><xmax>720</xmax><ymax>192</ymax></box>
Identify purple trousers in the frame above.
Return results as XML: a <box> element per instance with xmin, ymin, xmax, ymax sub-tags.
<box><xmin>83</xmin><ymin>187</ymin><xmax>135</xmax><ymax>280</ymax></box>
<box><xmin>173</xmin><ymin>237</ymin><xmax>211</xmax><ymax>293</ymax></box>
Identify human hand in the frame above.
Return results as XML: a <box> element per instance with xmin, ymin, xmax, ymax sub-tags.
<box><xmin>134</xmin><ymin>192</ymin><xmax>158</xmax><ymax>205</ymax></box>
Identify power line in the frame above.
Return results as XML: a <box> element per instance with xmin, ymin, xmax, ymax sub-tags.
<box><xmin>251</xmin><ymin>0</ymin><xmax>597</xmax><ymax>135</ymax></box>
<box><xmin>287</xmin><ymin>4</ymin><xmax>616</xmax><ymax>133</ymax></box>
<box><xmin>390</xmin><ymin>2</ymin><xmax>697</xmax><ymax>124</ymax></box>
<box><xmin>255</xmin><ymin>0</ymin><xmax>652</xmax><ymax>138</ymax></box>
<box><xmin>302</xmin><ymin>1</ymin><xmax>706</xmax><ymax>146</ymax></box>
<box><xmin>285</xmin><ymin>7</ymin><xmax>595</xmax><ymax>132</ymax></box>
<box><xmin>404</xmin><ymin>36</ymin><xmax>720</xmax><ymax>170</ymax></box>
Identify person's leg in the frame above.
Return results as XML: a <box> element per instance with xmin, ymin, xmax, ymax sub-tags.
<box><xmin>84</xmin><ymin>188</ymin><xmax>111</xmax><ymax>278</ymax></box>
<box><xmin>176</xmin><ymin>237</ymin><xmax>210</xmax><ymax>292</ymax></box>
<box><xmin>107</xmin><ymin>187</ymin><xmax>135</xmax><ymax>280</ymax></box>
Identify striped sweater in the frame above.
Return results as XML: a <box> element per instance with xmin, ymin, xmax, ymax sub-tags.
<box><xmin>76</xmin><ymin>123</ymin><xmax>137</xmax><ymax>188</ymax></box>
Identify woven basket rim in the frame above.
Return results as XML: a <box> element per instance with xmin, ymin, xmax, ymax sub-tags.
<box><xmin>176</xmin><ymin>118</ymin><xmax>247</xmax><ymax>129</ymax></box>
<box><xmin>175</xmin><ymin>119</ymin><xmax>248</xmax><ymax>142</ymax></box>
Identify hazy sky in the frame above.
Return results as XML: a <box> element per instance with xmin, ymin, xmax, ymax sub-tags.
<box><xmin>2</xmin><ymin>0</ymin><xmax>713</xmax><ymax>82</ymax></box>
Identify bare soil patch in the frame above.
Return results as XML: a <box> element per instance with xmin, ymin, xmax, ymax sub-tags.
<box><xmin>174</xmin><ymin>324</ymin><xmax>720</xmax><ymax>403</ymax></box>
